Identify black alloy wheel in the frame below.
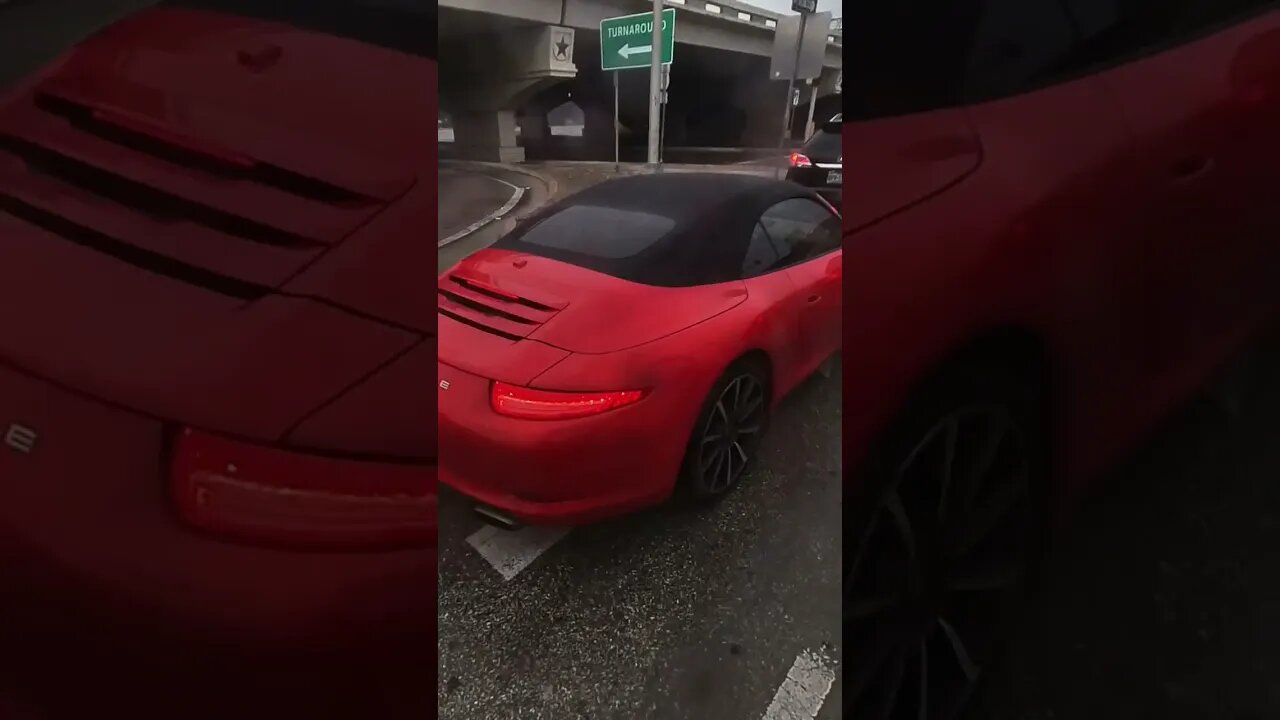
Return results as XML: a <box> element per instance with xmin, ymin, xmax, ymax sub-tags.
<box><xmin>684</xmin><ymin>365</ymin><xmax>769</xmax><ymax>499</ymax></box>
<box><xmin>848</xmin><ymin>404</ymin><xmax>1040</xmax><ymax>720</ymax></box>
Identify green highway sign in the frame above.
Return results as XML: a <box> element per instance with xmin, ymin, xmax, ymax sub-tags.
<box><xmin>600</xmin><ymin>8</ymin><xmax>675</xmax><ymax>71</ymax></box>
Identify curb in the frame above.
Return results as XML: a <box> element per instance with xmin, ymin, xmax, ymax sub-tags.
<box><xmin>437</xmin><ymin>181</ymin><xmax>525</xmax><ymax>249</ymax></box>
<box><xmin>441</xmin><ymin>159</ymin><xmax>559</xmax><ymax>204</ymax></box>
<box><xmin>437</xmin><ymin>161</ymin><xmax>557</xmax><ymax>248</ymax></box>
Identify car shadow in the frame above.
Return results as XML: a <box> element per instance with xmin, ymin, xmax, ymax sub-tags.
<box><xmin>971</xmin><ymin>327</ymin><xmax>1280</xmax><ymax>719</ymax></box>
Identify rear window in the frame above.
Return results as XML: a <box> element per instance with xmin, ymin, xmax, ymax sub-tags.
<box><xmin>512</xmin><ymin>205</ymin><xmax>677</xmax><ymax>260</ymax></box>
<box><xmin>163</xmin><ymin>0</ymin><xmax>435</xmax><ymax>58</ymax></box>
<box><xmin>803</xmin><ymin>129</ymin><xmax>841</xmax><ymax>160</ymax></box>
<box><xmin>493</xmin><ymin>199</ymin><xmax>749</xmax><ymax>288</ymax></box>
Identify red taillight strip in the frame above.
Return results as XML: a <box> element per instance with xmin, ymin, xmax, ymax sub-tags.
<box><xmin>490</xmin><ymin>382</ymin><xmax>646</xmax><ymax>421</ymax></box>
<box><xmin>171</xmin><ymin>428</ymin><xmax>434</xmax><ymax>550</ymax></box>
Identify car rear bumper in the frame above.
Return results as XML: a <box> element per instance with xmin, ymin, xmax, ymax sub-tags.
<box><xmin>437</xmin><ymin>360</ymin><xmax>689</xmax><ymax>525</ymax></box>
<box><xmin>0</xmin><ymin>360</ymin><xmax>433</xmax><ymax>653</ymax></box>
<box><xmin>440</xmin><ymin>464</ymin><xmax>666</xmax><ymax>526</ymax></box>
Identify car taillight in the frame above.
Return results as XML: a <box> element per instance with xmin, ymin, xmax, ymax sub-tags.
<box><xmin>490</xmin><ymin>382</ymin><xmax>646</xmax><ymax>420</ymax></box>
<box><xmin>789</xmin><ymin>152</ymin><xmax>812</xmax><ymax>168</ymax></box>
<box><xmin>170</xmin><ymin>428</ymin><xmax>434</xmax><ymax>550</ymax></box>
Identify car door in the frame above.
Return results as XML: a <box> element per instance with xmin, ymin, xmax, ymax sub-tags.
<box><xmin>758</xmin><ymin>198</ymin><xmax>843</xmax><ymax>378</ymax></box>
<box><xmin>1062</xmin><ymin>0</ymin><xmax>1280</xmax><ymax>378</ymax></box>
<box><xmin>740</xmin><ymin>220</ymin><xmax>810</xmax><ymax>395</ymax></box>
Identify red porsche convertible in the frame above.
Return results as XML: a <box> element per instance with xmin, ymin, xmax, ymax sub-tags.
<box><xmin>0</xmin><ymin>1</ymin><xmax>434</xmax><ymax>715</ymax></box>
<box><xmin>438</xmin><ymin>173</ymin><xmax>841</xmax><ymax>527</ymax></box>
<box><xmin>848</xmin><ymin>1</ymin><xmax>1280</xmax><ymax>718</ymax></box>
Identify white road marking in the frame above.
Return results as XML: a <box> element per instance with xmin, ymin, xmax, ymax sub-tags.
<box><xmin>761</xmin><ymin>649</ymin><xmax>837</xmax><ymax>720</ymax></box>
<box><xmin>466</xmin><ymin>524</ymin><xmax>570</xmax><ymax>580</ymax></box>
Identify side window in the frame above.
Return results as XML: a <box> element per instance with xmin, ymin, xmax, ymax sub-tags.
<box><xmin>1062</xmin><ymin>0</ymin><xmax>1275</xmax><ymax>71</ymax></box>
<box><xmin>845</xmin><ymin>0</ymin><xmax>1080</xmax><ymax>117</ymax></box>
<box><xmin>962</xmin><ymin>0</ymin><xmax>1078</xmax><ymax>101</ymax></box>
<box><xmin>844</xmin><ymin>1</ymin><xmax>977</xmax><ymax>119</ymax></box>
<box><xmin>742</xmin><ymin>223</ymin><xmax>782</xmax><ymax>279</ymax></box>
<box><xmin>758</xmin><ymin>199</ymin><xmax>841</xmax><ymax>268</ymax></box>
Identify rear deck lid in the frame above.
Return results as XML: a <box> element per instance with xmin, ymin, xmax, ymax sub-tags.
<box><xmin>0</xmin><ymin>5</ymin><xmax>425</xmax><ymax>289</ymax></box>
<box><xmin>439</xmin><ymin>249</ymin><xmax>748</xmax><ymax>356</ymax></box>
<box><xmin>0</xmin><ymin>4</ymin><xmax>432</xmax><ymax>437</ymax></box>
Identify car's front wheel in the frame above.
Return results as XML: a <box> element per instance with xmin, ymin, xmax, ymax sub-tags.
<box><xmin>847</xmin><ymin>365</ymin><xmax>1047</xmax><ymax>720</ymax></box>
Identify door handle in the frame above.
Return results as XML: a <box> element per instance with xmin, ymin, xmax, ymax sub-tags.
<box><xmin>237</xmin><ymin>44</ymin><xmax>283</xmax><ymax>72</ymax></box>
<box><xmin>1170</xmin><ymin>155</ymin><xmax>1213</xmax><ymax>183</ymax></box>
<box><xmin>807</xmin><ymin>295</ymin><xmax>821</xmax><ymax>303</ymax></box>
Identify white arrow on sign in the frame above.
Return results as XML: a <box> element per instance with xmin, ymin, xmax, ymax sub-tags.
<box><xmin>618</xmin><ymin>43</ymin><xmax>652</xmax><ymax>58</ymax></box>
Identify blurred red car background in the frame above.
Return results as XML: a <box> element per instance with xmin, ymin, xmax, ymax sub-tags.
<box><xmin>846</xmin><ymin>1</ymin><xmax>1280</xmax><ymax>717</ymax></box>
<box><xmin>0</xmin><ymin>2</ymin><xmax>435</xmax><ymax>717</ymax></box>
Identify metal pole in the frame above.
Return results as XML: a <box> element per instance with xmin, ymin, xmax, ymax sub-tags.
<box><xmin>646</xmin><ymin>0</ymin><xmax>663</xmax><ymax>168</ymax></box>
<box><xmin>659</xmin><ymin>66</ymin><xmax>669</xmax><ymax>168</ymax></box>
<box><xmin>804</xmin><ymin>79</ymin><xmax>818</xmax><ymax>141</ymax></box>
<box><xmin>614</xmin><ymin>70</ymin><xmax>620</xmax><ymax>173</ymax></box>
<box><xmin>778</xmin><ymin>12</ymin><xmax>807</xmax><ymax>152</ymax></box>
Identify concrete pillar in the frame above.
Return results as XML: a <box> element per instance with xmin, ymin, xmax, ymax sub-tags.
<box><xmin>452</xmin><ymin>110</ymin><xmax>524</xmax><ymax>163</ymax></box>
<box><xmin>582</xmin><ymin>102</ymin><xmax>619</xmax><ymax>161</ymax></box>
<box><xmin>741</xmin><ymin>81</ymin><xmax>786</xmax><ymax>148</ymax></box>
<box><xmin>518</xmin><ymin>109</ymin><xmax>549</xmax><ymax>144</ymax></box>
<box><xmin>727</xmin><ymin>71</ymin><xmax>783</xmax><ymax>147</ymax></box>
<box><xmin>438</xmin><ymin>23</ymin><xmax>578</xmax><ymax>163</ymax></box>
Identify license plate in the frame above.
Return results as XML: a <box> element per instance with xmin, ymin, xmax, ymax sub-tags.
<box><xmin>827</xmin><ymin>170</ymin><xmax>842</xmax><ymax>185</ymax></box>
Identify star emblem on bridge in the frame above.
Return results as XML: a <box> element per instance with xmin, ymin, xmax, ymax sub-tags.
<box><xmin>553</xmin><ymin>34</ymin><xmax>571</xmax><ymax>60</ymax></box>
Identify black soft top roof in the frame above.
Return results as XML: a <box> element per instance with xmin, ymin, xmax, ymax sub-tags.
<box><xmin>492</xmin><ymin>173</ymin><xmax>818</xmax><ymax>287</ymax></box>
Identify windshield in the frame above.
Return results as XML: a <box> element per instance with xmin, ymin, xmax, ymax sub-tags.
<box><xmin>804</xmin><ymin>129</ymin><xmax>841</xmax><ymax>160</ymax></box>
<box><xmin>163</xmin><ymin>0</ymin><xmax>435</xmax><ymax>58</ymax></box>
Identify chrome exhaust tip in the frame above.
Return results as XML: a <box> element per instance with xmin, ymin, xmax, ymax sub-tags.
<box><xmin>474</xmin><ymin>505</ymin><xmax>521</xmax><ymax>531</ymax></box>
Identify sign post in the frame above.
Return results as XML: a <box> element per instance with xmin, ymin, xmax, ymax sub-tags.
<box><xmin>600</xmin><ymin>8</ymin><xmax>675</xmax><ymax>171</ymax></box>
<box><xmin>613</xmin><ymin>71</ymin><xmax>620</xmax><ymax>173</ymax></box>
<box><xmin>647</xmin><ymin>0</ymin><xmax>662</xmax><ymax>168</ymax></box>
<box><xmin>778</xmin><ymin>10</ymin><xmax>808</xmax><ymax>154</ymax></box>
<box><xmin>804</xmin><ymin>79</ymin><xmax>818</xmax><ymax>140</ymax></box>
<box><xmin>659</xmin><ymin>64</ymin><xmax>671</xmax><ymax>167</ymax></box>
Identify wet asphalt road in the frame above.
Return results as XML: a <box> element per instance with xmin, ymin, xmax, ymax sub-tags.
<box><xmin>436</xmin><ymin>364</ymin><xmax>842</xmax><ymax>720</ymax></box>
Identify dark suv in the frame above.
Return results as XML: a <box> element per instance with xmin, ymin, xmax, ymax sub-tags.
<box><xmin>785</xmin><ymin>113</ymin><xmax>842</xmax><ymax>203</ymax></box>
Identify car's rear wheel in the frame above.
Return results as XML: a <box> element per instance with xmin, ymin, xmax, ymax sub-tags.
<box><xmin>680</xmin><ymin>359</ymin><xmax>771</xmax><ymax>500</ymax></box>
<box><xmin>847</xmin><ymin>365</ymin><xmax>1047</xmax><ymax>720</ymax></box>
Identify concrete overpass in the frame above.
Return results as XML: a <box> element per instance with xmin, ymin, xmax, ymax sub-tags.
<box><xmin>439</xmin><ymin>0</ymin><xmax>842</xmax><ymax>161</ymax></box>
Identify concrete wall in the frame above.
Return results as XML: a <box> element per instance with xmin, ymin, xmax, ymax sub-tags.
<box><xmin>440</xmin><ymin>0</ymin><xmax>842</xmax><ymax>68</ymax></box>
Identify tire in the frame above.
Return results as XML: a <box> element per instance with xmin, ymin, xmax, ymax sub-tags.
<box><xmin>677</xmin><ymin>358</ymin><xmax>772</xmax><ymax>501</ymax></box>
<box><xmin>846</xmin><ymin>356</ymin><xmax>1049</xmax><ymax>720</ymax></box>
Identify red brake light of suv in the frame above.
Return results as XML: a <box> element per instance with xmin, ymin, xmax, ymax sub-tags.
<box><xmin>490</xmin><ymin>382</ymin><xmax>647</xmax><ymax>421</ymax></box>
<box><xmin>789</xmin><ymin>152</ymin><xmax>813</xmax><ymax>168</ymax></box>
<box><xmin>170</xmin><ymin>428</ymin><xmax>434</xmax><ymax>550</ymax></box>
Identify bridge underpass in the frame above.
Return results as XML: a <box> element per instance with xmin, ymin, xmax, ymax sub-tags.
<box><xmin>438</xmin><ymin>2</ymin><xmax>840</xmax><ymax>163</ymax></box>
